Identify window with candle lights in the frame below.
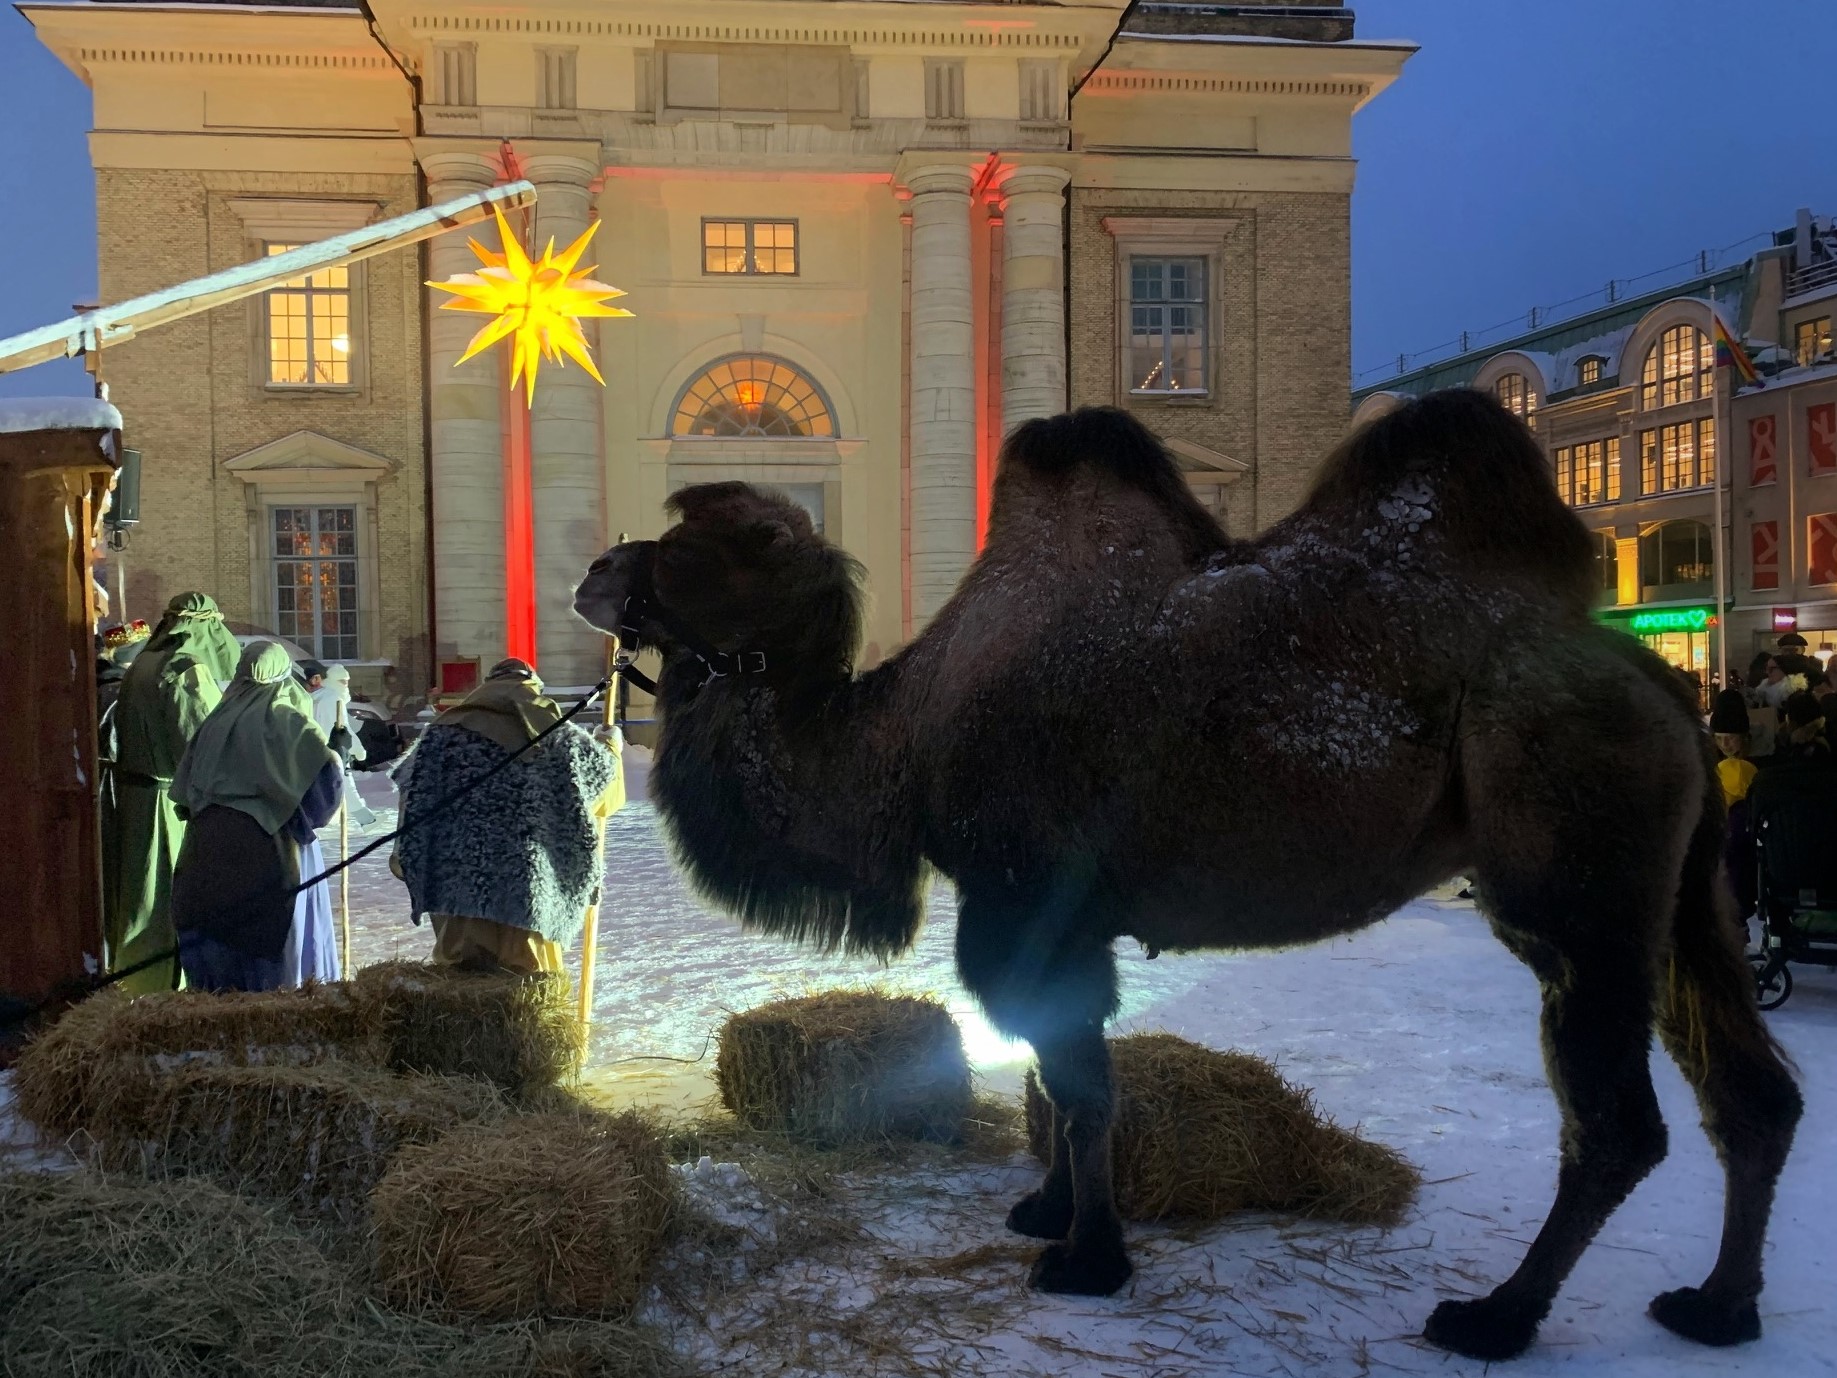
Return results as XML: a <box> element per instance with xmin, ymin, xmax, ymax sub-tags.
<box><xmin>263</xmin><ymin>244</ymin><xmax>352</xmax><ymax>387</ymax></box>
<box><xmin>272</xmin><ymin>506</ymin><xmax>358</xmax><ymax>660</ymax></box>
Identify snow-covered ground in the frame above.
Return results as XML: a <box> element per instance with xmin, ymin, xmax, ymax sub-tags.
<box><xmin>9</xmin><ymin>759</ymin><xmax>1832</xmax><ymax>1374</ymax></box>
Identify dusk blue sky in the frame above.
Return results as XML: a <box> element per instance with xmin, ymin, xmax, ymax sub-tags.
<box><xmin>1</xmin><ymin>1</ymin><xmax>1833</xmax><ymax>401</ymax></box>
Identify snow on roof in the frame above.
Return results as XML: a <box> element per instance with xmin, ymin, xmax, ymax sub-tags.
<box><xmin>1549</xmin><ymin>325</ymin><xmax>1636</xmax><ymax>390</ymax></box>
<box><xmin>0</xmin><ymin>397</ymin><xmax>124</xmax><ymax>435</ymax></box>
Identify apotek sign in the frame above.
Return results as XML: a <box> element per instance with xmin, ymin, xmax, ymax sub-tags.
<box><xmin>1625</xmin><ymin>607</ymin><xmax>1715</xmax><ymax>634</ymax></box>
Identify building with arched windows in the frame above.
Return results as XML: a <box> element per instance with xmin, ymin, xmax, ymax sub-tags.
<box><xmin>1353</xmin><ymin>210</ymin><xmax>1837</xmax><ymax>689</ymax></box>
<box><xmin>27</xmin><ymin>0</ymin><xmax>1411</xmax><ymax>700</ymax></box>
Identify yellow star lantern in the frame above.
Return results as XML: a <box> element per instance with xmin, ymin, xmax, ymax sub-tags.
<box><xmin>428</xmin><ymin>206</ymin><xmax>632</xmax><ymax>405</ymax></box>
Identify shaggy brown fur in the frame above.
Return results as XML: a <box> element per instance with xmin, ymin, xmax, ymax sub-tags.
<box><xmin>574</xmin><ymin>391</ymin><xmax>1801</xmax><ymax>1362</ymax></box>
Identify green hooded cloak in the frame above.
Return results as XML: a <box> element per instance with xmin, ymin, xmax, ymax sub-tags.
<box><xmin>100</xmin><ymin>592</ymin><xmax>245</xmax><ymax>993</ymax></box>
<box><xmin>172</xmin><ymin>641</ymin><xmax>333</xmax><ymax>835</ymax></box>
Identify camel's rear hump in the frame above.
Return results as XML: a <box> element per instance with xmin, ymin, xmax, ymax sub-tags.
<box><xmin>1306</xmin><ymin>389</ymin><xmax>1595</xmax><ymax>614</ymax></box>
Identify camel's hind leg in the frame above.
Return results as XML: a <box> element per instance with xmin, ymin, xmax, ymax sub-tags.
<box><xmin>1426</xmin><ymin>741</ymin><xmax>1681</xmax><ymax>1360</ymax></box>
<box><xmin>1649</xmin><ymin>802</ymin><xmax>1801</xmax><ymax>1344</ymax></box>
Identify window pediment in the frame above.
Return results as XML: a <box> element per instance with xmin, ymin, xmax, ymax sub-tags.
<box><xmin>225</xmin><ymin>430</ymin><xmax>392</xmax><ymax>481</ymax></box>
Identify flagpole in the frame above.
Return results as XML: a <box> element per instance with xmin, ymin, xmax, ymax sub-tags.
<box><xmin>1709</xmin><ymin>288</ymin><xmax>1730</xmax><ymax>697</ymax></box>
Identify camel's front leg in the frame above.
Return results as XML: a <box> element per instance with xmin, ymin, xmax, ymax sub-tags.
<box><xmin>1027</xmin><ymin>1025</ymin><xmax>1132</xmax><ymax>1295</ymax></box>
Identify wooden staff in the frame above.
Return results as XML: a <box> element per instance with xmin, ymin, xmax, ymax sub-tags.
<box><xmin>337</xmin><ymin>698</ymin><xmax>352</xmax><ymax>976</ymax></box>
<box><xmin>577</xmin><ymin>637</ymin><xmax>618</xmax><ymax>1032</ymax></box>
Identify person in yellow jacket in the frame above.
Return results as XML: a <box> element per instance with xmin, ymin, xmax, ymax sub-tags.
<box><xmin>390</xmin><ymin>660</ymin><xmax>622</xmax><ymax>976</ymax></box>
<box><xmin>1711</xmin><ymin>690</ymin><xmax>1758</xmax><ymax>922</ymax></box>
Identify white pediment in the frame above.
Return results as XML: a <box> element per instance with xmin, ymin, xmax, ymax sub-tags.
<box><xmin>225</xmin><ymin>430</ymin><xmax>393</xmax><ymax>480</ymax></box>
<box><xmin>1164</xmin><ymin>437</ymin><xmax>1250</xmax><ymax>482</ymax></box>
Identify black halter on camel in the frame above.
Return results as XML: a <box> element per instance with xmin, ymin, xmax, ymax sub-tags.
<box><xmin>613</xmin><ymin>556</ymin><xmax>768</xmax><ymax>689</ymax></box>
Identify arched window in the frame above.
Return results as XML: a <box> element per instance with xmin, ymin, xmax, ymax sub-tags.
<box><xmin>1494</xmin><ymin>372</ymin><xmax>1535</xmax><ymax>417</ymax></box>
<box><xmin>670</xmin><ymin>355</ymin><xmax>836</xmax><ymax>438</ymax></box>
<box><xmin>1577</xmin><ymin>355</ymin><xmax>1604</xmax><ymax>386</ymax></box>
<box><xmin>1638</xmin><ymin>519</ymin><xmax>1714</xmax><ymax>590</ymax></box>
<box><xmin>1640</xmin><ymin>325</ymin><xmax>1712</xmax><ymax>409</ymax></box>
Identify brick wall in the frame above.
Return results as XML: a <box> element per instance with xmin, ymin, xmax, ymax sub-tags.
<box><xmin>95</xmin><ymin>167</ymin><xmax>429</xmax><ymax>695</ymax></box>
<box><xmin>1067</xmin><ymin>187</ymin><xmax>1352</xmax><ymax>536</ymax></box>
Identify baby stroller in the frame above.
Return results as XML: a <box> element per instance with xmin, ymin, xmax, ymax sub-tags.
<box><xmin>1748</xmin><ymin>761</ymin><xmax>1837</xmax><ymax>1010</ymax></box>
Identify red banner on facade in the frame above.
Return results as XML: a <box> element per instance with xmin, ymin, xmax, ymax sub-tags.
<box><xmin>1752</xmin><ymin>520</ymin><xmax>1779</xmax><ymax>590</ymax></box>
<box><xmin>1749</xmin><ymin>415</ymin><xmax>1777</xmax><ymax>485</ymax></box>
<box><xmin>1812</xmin><ymin>403</ymin><xmax>1837</xmax><ymax>476</ymax></box>
<box><xmin>1811</xmin><ymin>512</ymin><xmax>1837</xmax><ymax>586</ymax></box>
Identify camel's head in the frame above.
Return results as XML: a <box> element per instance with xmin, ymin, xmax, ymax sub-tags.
<box><xmin>574</xmin><ymin>482</ymin><xmax>864</xmax><ymax>689</ymax></box>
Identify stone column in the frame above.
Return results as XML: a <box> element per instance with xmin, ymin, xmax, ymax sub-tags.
<box><xmin>418</xmin><ymin>148</ymin><xmax>506</xmax><ymax>673</ymax></box>
<box><xmin>521</xmin><ymin>149</ymin><xmax>606</xmax><ymax>687</ymax></box>
<box><xmin>903</xmin><ymin>161</ymin><xmax>978</xmax><ymax>625</ymax></box>
<box><xmin>998</xmin><ymin>164</ymin><xmax>1071</xmax><ymax>431</ymax></box>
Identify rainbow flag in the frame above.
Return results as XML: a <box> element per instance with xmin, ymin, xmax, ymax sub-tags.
<box><xmin>1713</xmin><ymin>313</ymin><xmax>1762</xmax><ymax>387</ymax></box>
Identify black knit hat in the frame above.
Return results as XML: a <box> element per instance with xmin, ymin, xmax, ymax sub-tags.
<box><xmin>1779</xmin><ymin>632</ymin><xmax>1809</xmax><ymax>650</ymax></box>
<box><xmin>1709</xmin><ymin>690</ymin><xmax>1750</xmax><ymax>735</ymax></box>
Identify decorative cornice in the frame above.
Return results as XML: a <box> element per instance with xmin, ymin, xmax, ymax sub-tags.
<box><xmin>76</xmin><ymin>46</ymin><xmax>394</xmax><ymax>69</ymax></box>
<box><xmin>1082</xmin><ymin>72</ymin><xmax>1370</xmax><ymax>99</ymax></box>
<box><xmin>404</xmin><ymin>15</ymin><xmax>1082</xmax><ymax>49</ymax></box>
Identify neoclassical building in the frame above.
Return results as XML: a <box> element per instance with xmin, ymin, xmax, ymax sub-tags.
<box><xmin>30</xmin><ymin>0</ymin><xmax>1409</xmax><ymax>698</ymax></box>
<box><xmin>1354</xmin><ymin>210</ymin><xmax>1837</xmax><ymax>685</ymax></box>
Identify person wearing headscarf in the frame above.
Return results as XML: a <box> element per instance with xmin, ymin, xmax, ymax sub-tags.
<box><xmin>100</xmin><ymin>592</ymin><xmax>243</xmax><ymax>993</ymax></box>
<box><xmin>169</xmin><ymin>641</ymin><xmax>352</xmax><ymax>992</ymax></box>
<box><xmin>309</xmin><ymin>663</ymin><xmax>376</xmax><ymax>826</ymax></box>
<box><xmin>391</xmin><ymin>658</ymin><xmax>621</xmax><ymax>976</ymax></box>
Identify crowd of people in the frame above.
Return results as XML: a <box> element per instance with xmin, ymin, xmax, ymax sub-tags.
<box><xmin>1711</xmin><ymin>632</ymin><xmax>1836</xmax><ymax>923</ymax></box>
<box><xmin>92</xmin><ymin>593</ymin><xmax>624</xmax><ymax>997</ymax></box>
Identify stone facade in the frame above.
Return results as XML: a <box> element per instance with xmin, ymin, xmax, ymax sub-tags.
<box><xmin>30</xmin><ymin>0</ymin><xmax>1409</xmax><ymax>698</ymax></box>
<box><xmin>91</xmin><ymin>165</ymin><xmax>429</xmax><ymax>698</ymax></box>
<box><xmin>1353</xmin><ymin>217</ymin><xmax>1837</xmax><ymax>679</ymax></box>
<box><xmin>1067</xmin><ymin>187</ymin><xmax>1351</xmax><ymax>536</ymax></box>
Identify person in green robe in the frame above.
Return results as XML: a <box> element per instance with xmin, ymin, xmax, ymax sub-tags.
<box><xmin>100</xmin><ymin>591</ymin><xmax>243</xmax><ymax>993</ymax></box>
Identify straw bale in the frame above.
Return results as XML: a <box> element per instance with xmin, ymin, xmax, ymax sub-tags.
<box><xmin>354</xmin><ymin>962</ymin><xmax>583</xmax><ymax>1095</ymax></box>
<box><xmin>374</xmin><ymin>1110</ymin><xmax>674</xmax><ymax>1322</ymax></box>
<box><xmin>92</xmin><ymin>1060</ymin><xmax>507</xmax><ymax>1206</ymax></box>
<box><xmin>715</xmin><ymin>991</ymin><xmax>971</xmax><ymax>1144</ymax></box>
<box><xmin>1023</xmin><ymin>1032</ymin><xmax>1419</xmax><ymax>1224</ymax></box>
<box><xmin>10</xmin><ymin>984</ymin><xmax>371</xmax><ymax>1141</ymax></box>
<box><xmin>0</xmin><ymin>1170</ymin><xmax>685</xmax><ymax>1378</ymax></box>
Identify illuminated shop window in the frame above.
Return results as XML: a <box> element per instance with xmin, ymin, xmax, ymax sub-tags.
<box><xmin>702</xmin><ymin>220</ymin><xmax>798</xmax><ymax>275</ymax></box>
<box><xmin>670</xmin><ymin>355</ymin><xmax>835</xmax><ymax>437</ymax></box>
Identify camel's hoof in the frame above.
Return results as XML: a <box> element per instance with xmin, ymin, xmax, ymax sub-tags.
<box><xmin>1028</xmin><ymin>1240</ymin><xmax>1133</xmax><ymax>1296</ymax></box>
<box><xmin>1423</xmin><ymin>1295</ymin><xmax>1541</xmax><ymax>1362</ymax></box>
<box><xmin>1649</xmin><ymin>1287</ymin><xmax>1761</xmax><ymax>1346</ymax></box>
<box><xmin>1006</xmin><ymin>1191</ymin><xmax>1073</xmax><ymax>1241</ymax></box>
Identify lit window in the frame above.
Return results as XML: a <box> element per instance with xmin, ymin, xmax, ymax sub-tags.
<box><xmin>1592</xmin><ymin>530</ymin><xmax>1618</xmax><ymax>593</ymax></box>
<box><xmin>264</xmin><ymin>244</ymin><xmax>351</xmax><ymax>387</ymax></box>
<box><xmin>1555</xmin><ymin>440</ymin><xmax>1621</xmax><ymax>507</ymax></box>
<box><xmin>1639</xmin><ymin>519</ymin><xmax>1714</xmax><ymax>589</ymax></box>
<box><xmin>670</xmin><ymin>355</ymin><xmax>834</xmax><ymax>437</ymax></box>
<box><xmin>1578</xmin><ymin>355</ymin><xmax>1604</xmax><ymax>386</ymax></box>
<box><xmin>1796</xmin><ymin>316</ymin><xmax>1832</xmax><ymax>367</ymax></box>
<box><xmin>1641</xmin><ymin>325</ymin><xmax>1713</xmax><ymax>409</ymax></box>
<box><xmin>702</xmin><ymin>220</ymin><xmax>798</xmax><ymax>275</ymax></box>
<box><xmin>272</xmin><ymin>506</ymin><xmax>358</xmax><ymax>660</ymax></box>
<box><xmin>1494</xmin><ymin>372</ymin><xmax>1535</xmax><ymax>417</ymax></box>
<box><xmin>1638</xmin><ymin>418</ymin><xmax>1716</xmax><ymax>495</ymax></box>
<box><xmin>1128</xmin><ymin>257</ymin><xmax>1207</xmax><ymax>395</ymax></box>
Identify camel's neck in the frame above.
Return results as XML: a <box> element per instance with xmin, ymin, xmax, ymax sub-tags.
<box><xmin>646</xmin><ymin>658</ymin><xmax>927</xmax><ymax>959</ymax></box>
